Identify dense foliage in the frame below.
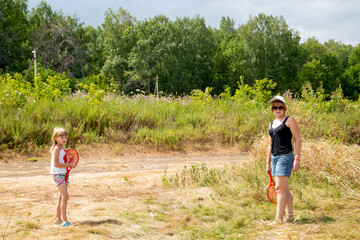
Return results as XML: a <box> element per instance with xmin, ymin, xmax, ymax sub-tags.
<box><xmin>1</xmin><ymin>67</ymin><xmax>360</xmax><ymax>152</ymax></box>
<box><xmin>1</xmin><ymin>0</ymin><xmax>359</xmax><ymax>99</ymax></box>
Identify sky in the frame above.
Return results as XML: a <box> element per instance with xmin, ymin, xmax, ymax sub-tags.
<box><xmin>26</xmin><ymin>0</ymin><xmax>360</xmax><ymax>45</ymax></box>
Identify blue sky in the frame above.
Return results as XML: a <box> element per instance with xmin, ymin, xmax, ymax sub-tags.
<box><xmin>27</xmin><ymin>0</ymin><xmax>360</xmax><ymax>45</ymax></box>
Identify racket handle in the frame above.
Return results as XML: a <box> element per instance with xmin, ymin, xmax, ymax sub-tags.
<box><xmin>268</xmin><ymin>171</ymin><xmax>275</xmax><ymax>184</ymax></box>
<box><xmin>65</xmin><ymin>168</ymin><xmax>70</xmax><ymax>183</ymax></box>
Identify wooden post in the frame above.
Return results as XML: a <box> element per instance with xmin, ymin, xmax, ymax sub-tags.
<box><xmin>24</xmin><ymin>58</ymin><xmax>35</xmax><ymax>81</ymax></box>
<box><xmin>32</xmin><ymin>49</ymin><xmax>37</xmax><ymax>78</ymax></box>
<box><xmin>154</xmin><ymin>75</ymin><xmax>159</xmax><ymax>97</ymax></box>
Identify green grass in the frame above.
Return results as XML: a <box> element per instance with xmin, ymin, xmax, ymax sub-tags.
<box><xmin>1</xmin><ymin>94</ymin><xmax>360</xmax><ymax>154</ymax></box>
<box><xmin>0</xmin><ymin>96</ymin><xmax>271</xmax><ymax>153</ymax></box>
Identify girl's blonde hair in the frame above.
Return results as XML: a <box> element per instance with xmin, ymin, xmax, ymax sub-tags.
<box><xmin>270</xmin><ymin>101</ymin><xmax>287</xmax><ymax>112</ymax></box>
<box><xmin>50</xmin><ymin>127</ymin><xmax>68</xmax><ymax>152</ymax></box>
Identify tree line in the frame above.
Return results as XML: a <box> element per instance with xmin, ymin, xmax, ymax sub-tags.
<box><xmin>1</xmin><ymin>0</ymin><xmax>360</xmax><ymax>99</ymax></box>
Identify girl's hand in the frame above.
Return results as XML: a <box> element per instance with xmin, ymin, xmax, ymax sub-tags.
<box><xmin>69</xmin><ymin>163</ymin><xmax>77</xmax><ymax>169</ymax></box>
<box><xmin>293</xmin><ymin>159</ymin><xmax>300</xmax><ymax>172</ymax></box>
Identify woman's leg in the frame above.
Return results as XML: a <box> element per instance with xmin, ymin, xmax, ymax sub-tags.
<box><xmin>285</xmin><ymin>190</ymin><xmax>294</xmax><ymax>219</ymax></box>
<box><xmin>274</xmin><ymin>176</ymin><xmax>291</xmax><ymax>221</ymax></box>
<box><xmin>57</xmin><ymin>183</ymin><xmax>69</xmax><ymax>222</ymax></box>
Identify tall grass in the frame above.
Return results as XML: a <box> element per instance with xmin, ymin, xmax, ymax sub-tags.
<box><xmin>0</xmin><ymin>95</ymin><xmax>271</xmax><ymax>152</ymax></box>
<box><xmin>1</xmin><ymin>89</ymin><xmax>360</xmax><ymax>153</ymax></box>
<box><xmin>163</xmin><ymin>136</ymin><xmax>360</xmax><ymax>239</ymax></box>
<box><xmin>2</xmin><ymin>69</ymin><xmax>360</xmax><ymax>152</ymax></box>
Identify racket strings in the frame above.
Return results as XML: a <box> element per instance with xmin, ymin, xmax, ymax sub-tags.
<box><xmin>268</xmin><ymin>186</ymin><xmax>277</xmax><ymax>202</ymax></box>
<box><xmin>64</xmin><ymin>150</ymin><xmax>79</xmax><ymax>164</ymax></box>
<box><xmin>66</xmin><ymin>154</ymin><xmax>77</xmax><ymax>163</ymax></box>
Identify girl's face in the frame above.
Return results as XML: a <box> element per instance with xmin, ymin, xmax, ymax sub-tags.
<box><xmin>55</xmin><ymin>135</ymin><xmax>68</xmax><ymax>146</ymax></box>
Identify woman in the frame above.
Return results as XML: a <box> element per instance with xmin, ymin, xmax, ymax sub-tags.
<box><xmin>266</xmin><ymin>95</ymin><xmax>301</xmax><ymax>224</ymax></box>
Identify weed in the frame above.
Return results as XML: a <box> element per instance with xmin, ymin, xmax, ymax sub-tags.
<box><xmin>0</xmin><ymin>194</ymin><xmax>17</xmax><ymax>240</ymax></box>
<box><xmin>16</xmin><ymin>221</ymin><xmax>41</xmax><ymax>230</ymax></box>
<box><xmin>27</xmin><ymin>158</ymin><xmax>42</xmax><ymax>162</ymax></box>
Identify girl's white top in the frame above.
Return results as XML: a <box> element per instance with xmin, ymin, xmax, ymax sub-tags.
<box><xmin>50</xmin><ymin>147</ymin><xmax>67</xmax><ymax>174</ymax></box>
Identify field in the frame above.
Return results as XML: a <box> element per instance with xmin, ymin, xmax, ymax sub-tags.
<box><xmin>0</xmin><ymin>145</ymin><xmax>245</xmax><ymax>239</ymax></box>
<box><xmin>1</xmin><ymin>80</ymin><xmax>360</xmax><ymax>239</ymax></box>
<box><xmin>1</xmin><ymin>137</ymin><xmax>359</xmax><ymax>239</ymax></box>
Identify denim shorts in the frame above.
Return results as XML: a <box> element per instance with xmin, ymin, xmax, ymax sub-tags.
<box><xmin>271</xmin><ymin>152</ymin><xmax>294</xmax><ymax>178</ymax></box>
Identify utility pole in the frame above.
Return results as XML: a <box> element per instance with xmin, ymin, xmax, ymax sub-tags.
<box><xmin>32</xmin><ymin>49</ymin><xmax>37</xmax><ymax>78</ymax></box>
<box><xmin>154</xmin><ymin>75</ymin><xmax>159</xmax><ymax>97</ymax></box>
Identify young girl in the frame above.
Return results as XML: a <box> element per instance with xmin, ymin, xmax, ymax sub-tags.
<box><xmin>50</xmin><ymin>127</ymin><xmax>77</xmax><ymax>227</ymax></box>
<box><xmin>266</xmin><ymin>96</ymin><xmax>301</xmax><ymax>224</ymax></box>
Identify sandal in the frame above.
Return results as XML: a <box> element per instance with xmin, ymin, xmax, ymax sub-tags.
<box><xmin>284</xmin><ymin>215</ymin><xmax>295</xmax><ymax>223</ymax></box>
<box><xmin>62</xmin><ymin>222</ymin><xmax>71</xmax><ymax>227</ymax></box>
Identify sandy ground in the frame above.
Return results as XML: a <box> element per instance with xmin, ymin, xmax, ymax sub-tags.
<box><xmin>0</xmin><ymin>149</ymin><xmax>248</xmax><ymax>239</ymax></box>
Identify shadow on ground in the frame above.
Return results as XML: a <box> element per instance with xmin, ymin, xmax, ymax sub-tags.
<box><xmin>75</xmin><ymin>219</ymin><xmax>122</xmax><ymax>226</ymax></box>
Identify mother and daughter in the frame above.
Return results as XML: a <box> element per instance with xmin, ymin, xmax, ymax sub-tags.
<box><xmin>48</xmin><ymin>94</ymin><xmax>301</xmax><ymax>227</ymax></box>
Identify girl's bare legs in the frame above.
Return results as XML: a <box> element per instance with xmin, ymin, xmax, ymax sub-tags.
<box><xmin>54</xmin><ymin>194</ymin><xmax>62</xmax><ymax>224</ymax></box>
<box><xmin>274</xmin><ymin>176</ymin><xmax>292</xmax><ymax>221</ymax></box>
<box><xmin>57</xmin><ymin>183</ymin><xmax>69</xmax><ymax>223</ymax></box>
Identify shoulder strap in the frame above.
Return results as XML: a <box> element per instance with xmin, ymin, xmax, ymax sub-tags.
<box><xmin>283</xmin><ymin>116</ymin><xmax>290</xmax><ymax>124</ymax></box>
<box><xmin>53</xmin><ymin>144</ymin><xmax>64</xmax><ymax>151</ymax></box>
<box><xmin>270</xmin><ymin>120</ymin><xmax>273</xmax><ymax>128</ymax></box>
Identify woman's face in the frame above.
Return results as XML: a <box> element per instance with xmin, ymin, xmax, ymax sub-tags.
<box><xmin>271</xmin><ymin>103</ymin><xmax>285</xmax><ymax>116</ymax></box>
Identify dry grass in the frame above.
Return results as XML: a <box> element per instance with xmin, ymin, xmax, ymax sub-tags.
<box><xmin>0</xmin><ymin>138</ymin><xmax>359</xmax><ymax>239</ymax></box>
<box><xmin>0</xmin><ymin>149</ymin><xmax>242</xmax><ymax>240</ymax></box>
<box><xmin>163</xmin><ymin>136</ymin><xmax>360</xmax><ymax>239</ymax></box>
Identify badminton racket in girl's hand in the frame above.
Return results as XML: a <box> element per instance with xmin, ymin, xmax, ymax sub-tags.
<box><xmin>267</xmin><ymin>171</ymin><xmax>277</xmax><ymax>204</ymax></box>
<box><xmin>64</xmin><ymin>149</ymin><xmax>79</xmax><ymax>183</ymax></box>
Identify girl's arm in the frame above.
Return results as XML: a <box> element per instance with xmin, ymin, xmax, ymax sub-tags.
<box><xmin>287</xmin><ymin>116</ymin><xmax>301</xmax><ymax>172</ymax></box>
<box><xmin>266</xmin><ymin>124</ymin><xmax>272</xmax><ymax>173</ymax></box>
<box><xmin>53</xmin><ymin>147</ymin><xmax>77</xmax><ymax>168</ymax></box>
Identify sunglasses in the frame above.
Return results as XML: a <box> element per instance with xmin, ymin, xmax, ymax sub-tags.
<box><xmin>272</xmin><ymin>106</ymin><xmax>285</xmax><ymax>110</ymax></box>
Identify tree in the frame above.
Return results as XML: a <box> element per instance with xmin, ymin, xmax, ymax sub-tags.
<box><xmin>160</xmin><ymin>16</ymin><xmax>216</xmax><ymax>94</ymax></box>
<box><xmin>82</xmin><ymin>25</ymin><xmax>104</xmax><ymax>75</ymax></box>
<box><xmin>100</xmin><ymin>7</ymin><xmax>137</xmax><ymax>89</ymax></box>
<box><xmin>127</xmin><ymin>15</ymin><xmax>170</xmax><ymax>94</ymax></box>
<box><xmin>212</xmin><ymin>17</ymin><xmax>245</xmax><ymax>94</ymax></box>
<box><xmin>324</xmin><ymin>39</ymin><xmax>353</xmax><ymax>72</ymax></box>
<box><xmin>0</xmin><ymin>0</ymin><xmax>30</xmax><ymax>72</ymax></box>
<box><xmin>126</xmin><ymin>15</ymin><xmax>216</xmax><ymax>95</ymax></box>
<box><xmin>297</xmin><ymin>38</ymin><xmax>345</xmax><ymax>95</ymax></box>
<box><xmin>29</xmin><ymin>1</ymin><xmax>87</xmax><ymax>78</ymax></box>
<box><xmin>238</xmin><ymin>13</ymin><xmax>301</xmax><ymax>92</ymax></box>
<box><xmin>296</xmin><ymin>59</ymin><xmax>326</xmax><ymax>91</ymax></box>
<box><xmin>341</xmin><ymin>45</ymin><xmax>360</xmax><ymax>99</ymax></box>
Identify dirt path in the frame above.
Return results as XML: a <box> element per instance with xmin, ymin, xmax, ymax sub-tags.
<box><xmin>0</xmin><ymin>152</ymin><xmax>249</xmax><ymax>239</ymax></box>
<box><xmin>0</xmin><ymin>153</ymin><xmax>248</xmax><ymax>178</ymax></box>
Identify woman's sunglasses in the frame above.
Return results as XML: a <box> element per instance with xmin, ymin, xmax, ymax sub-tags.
<box><xmin>272</xmin><ymin>106</ymin><xmax>285</xmax><ymax>110</ymax></box>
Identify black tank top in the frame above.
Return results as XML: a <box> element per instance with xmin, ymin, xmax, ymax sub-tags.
<box><xmin>268</xmin><ymin>116</ymin><xmax>293</xmax><ymax>155</ymax></box>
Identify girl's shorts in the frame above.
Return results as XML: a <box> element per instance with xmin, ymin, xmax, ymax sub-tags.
<box><xmin>53</xmin><ymin>174</ymin><xmax>69</xmax><ymax>186</ymax></box>
<box><xmin>271</xmin><ymin>152</ymin><xmax>294</xmax><ymax>178</ymax></box>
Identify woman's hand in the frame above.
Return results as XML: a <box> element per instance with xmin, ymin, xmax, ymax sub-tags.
<box><xmin>266</xmin><ymin>164</ymin><xmax>271</xmax><ymax>174</ymax></box>
<box><xmin>293</xmin><ymin>159</ymin><xmax>300</xmax><ymax>172</ymax></box>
